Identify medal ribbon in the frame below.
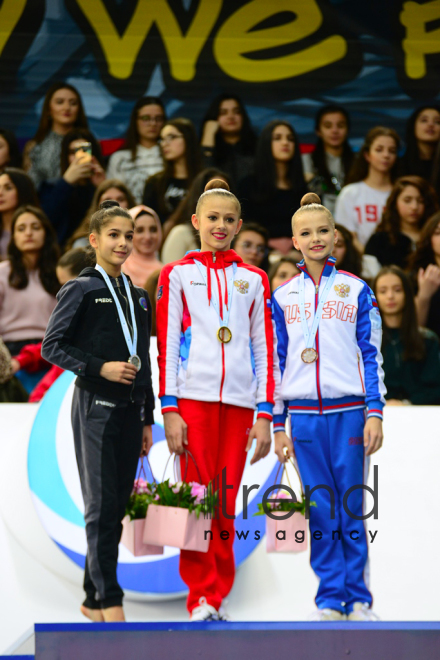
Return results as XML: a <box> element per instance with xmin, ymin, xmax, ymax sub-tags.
<box><xmin>95</xmin><ymin>264</ymin><xmax>138</xmax><ymax>357</ymax></box>
<box><xmin>298</xmin><ymin>267</ymin><xmax>336</xmax><ymax>350</ymax></box>
<box><xmin>194</xmin><ymin>260</ymin><xmax>237</xmax><ymax>331</ymax></box>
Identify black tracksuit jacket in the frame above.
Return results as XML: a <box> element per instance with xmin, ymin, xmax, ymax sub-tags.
<box><xmin>42</xmin><ymin>267</ymin><xmax>155</xmax><ymax>424</ymax></box>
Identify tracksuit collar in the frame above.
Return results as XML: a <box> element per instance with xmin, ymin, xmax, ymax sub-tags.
<box><xmin>297</xmin><ymin>255</ymin><xmax>337</xmax><ymax>281</ymax></box>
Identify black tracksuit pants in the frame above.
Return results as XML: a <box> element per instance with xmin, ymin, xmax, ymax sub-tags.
<box><xmin>71</xmin><ymin>386</ymin><xmax>144</xmax><ymax>609</ymax></box>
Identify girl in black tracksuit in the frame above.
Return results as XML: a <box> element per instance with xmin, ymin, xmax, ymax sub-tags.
<box><xmin>42</xmin><ymin>200</ymin><xmax>155</xmax><ymax>622</ymax></box>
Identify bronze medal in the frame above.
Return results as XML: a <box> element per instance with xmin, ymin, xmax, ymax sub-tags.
<box><xmin>301</xmin><ymin>348</ymin><xmax>318</xmax><ymax>363</ymax></box>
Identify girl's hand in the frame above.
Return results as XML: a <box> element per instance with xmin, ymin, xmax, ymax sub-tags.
<box><xmin>90</xmin><ymin>156</ymin><xmax>106</xmax><ymax>187</ymax></box>
<box><xmin>163</xmin><ymin>412</ymin><xmax>188</xmax><ymax>455</ymax></box>
<box><xmin>10</xmin><ymin>358</ymin><xmax>21</xmax><ymax>375</ymax></box>
<box><xmin>417</xmin><ymin>265</ymin><xmax>440</xmax><ymax>300</ymax></box>
<box><xmin>364</xmin><ymin>416</ymin><xmax>383</xmax><ymax>456</ymax></box>
<box><xmin>386</xmin><ymin>399</ymin><xmax>406</xmax><ymax>406</ymax></box>
<box><xmin>246</xmin><ymin>418</ymin><xmax>271</xmax><ymax>465</ymax></box>
<box><xmin>201</xmin><ymin>120</ymin><xmax>219</xmax><ymax>147</ymax></box>
<box><xmin>63</xmin><ymin>155</ymin><xmax>92</xmax><ymax>185</ymax></box>
<box><xmin>274</xmin><ymin>432</ymin><xmax>294</xmax><ymax>463</ymax></box>
<box><xmin>140</xmin><ymin>425</ymin><xmax>153</xmax><ymax>457</ymax></box>
<box><xmin>99</xmin><ymin>361</ymin><xmax>137</xmax><ymax>384</ymax></box>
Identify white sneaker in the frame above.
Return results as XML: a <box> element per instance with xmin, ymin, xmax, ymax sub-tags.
<box><xmin>309</xmin><ymin>608</ymin><xmax>347</xmax><ymax>621</ymax></box>
<box><xmin>347</xmin><ymin>602</ymin><xmax>380</xmax><ymax>621</ymax></box>
<box><xmin>189</xmin><ymin>597</ymin><xmax>219</xmax><ymax>622</ymax></box>
<box><xmin>218</xmin><ymin>601</ymin><xmax>231</xmax><ymax>621</ymax></box>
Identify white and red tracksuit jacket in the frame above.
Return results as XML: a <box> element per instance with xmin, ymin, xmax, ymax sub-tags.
<box><xmin>272</xmin><ymin>256</ymin><xmax>386</xmax><ymax>431</ymax></box>
<box><xmin>156</xmin><ymin>249</ymin><xmax>274</xmax><ymax>419</ymax></box>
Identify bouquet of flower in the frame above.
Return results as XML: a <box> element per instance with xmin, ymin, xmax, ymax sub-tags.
<box><xmin>254</xmin><ymin>490</ymin><xmax>316</xmax><ymax>517</ymax></box>
<box><xmin>154</xmin><ymin>479</ymin><xmax>218</xmax><ymax>519</ymax></box>
<box><xmin>125</xmin><ymin>476</ymin><xmax>158</xmax><ymax>521</ymax></box>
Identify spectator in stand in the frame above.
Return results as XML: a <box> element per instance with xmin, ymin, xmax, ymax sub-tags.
<box><xmin>39</xmin><ymin>129</ymin><xmax>105</xmax><ymax>245</ymax></box>
<box><xmin>144</xmin><ymin>268</ymin><xmax>162</xmax><ymax>337</ymax></box>
<box><xmin>365</xmin><ymin>175</ymin><xmax>438</xmax><ymax>269</ymax></box>
<box><xmin>302</xmin><ymin>105</ymin><xmax>354</xmax><ymax>214</ymax></box>
<box><xmin>268</xmin><ymin>257</ymin><xmax>299</xmax><ymax>292</ymax></box>
<box><xmin>161</xmin><ymin>168</ymin><xmax>231</xmax><ymax>263</ymax></box>
<box><xmin>0</xmin><ymin>205</ymin><xmax>59</xmax><ymax>391</ymax></box>
<box><xmin>10</xmin><ymin>248</ymin><xmax>92</xmax><ymax>402</ymax></box>
<box><xmin>69</xmin><ymin>179</ymin><xmax>135</xmax><ymax>249</ymax></box>
<box><xmin>143</xmin><ymin>118</ymin><xmax>201</xmax><ymax>224</ymax></box>
<box><xmin>238</xmin><ymin>120</ymin><xmax>307</xmax><ymax>255</ymax></box>
<box><xmin>0</xmin><ymin>129</ymin><xmax>22</xmax><ymax>169</ymax></box>
<box><xmin>408</xmin><ymin>211</ymin><xmax>440</xmax><ymax>338</ymax></box>
<box><xmin>233</xmin><ymin>222</ymin><xmax>269</xmax><ymax>271</ymax></box>
<box><xmin>107</xmin><ymin>96</ymin><xmax>165</xmax><ymax>203</ymax></box>
<box><xmin>0</xmin><ymin>338</ymin><xmax>28</xmax><ymax>403</ymax></box>
<box><xmin>334</xmin><ymin>127</ymin><xmax>400</xmax><ymax>251</ymax></box>
<box><xmin>200</xmin><ymin>93</ymin><xmax>257</xmax><ymax>186</ymax></box>
<box><xmin>401</xmin><ymin>106</ymin><xmax>440</xmax><ymax>195</ymax></box>
<box><xmin>0</xmin><ymin>168</ymin><xmax>40</xmax><ymax>260</ymax></box>
<box><xmin>123</xmin><ymin>206</ymin><xmax>163</xmax><ymax>287</ymax></box>
<box><xmin>24</xmin><ymin>83</ymin><xmax>88</xmax><ymax>189</ymax></box>
<box><xmin>331</xmin><ymin>223</ymin><xmax>380</xmax><ymax>283</ymax></box>
<box><xmin>374</xmin><ymin>265</ymin><xmax>440</xmax><ymax>405</ymax></box>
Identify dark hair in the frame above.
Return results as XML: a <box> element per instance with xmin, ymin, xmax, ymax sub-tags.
<box><xmin>408</xmin><ymin>211</ymin><xmax>440</xmax><ymax>272</ymax></box>
<box><xmin>57</xmin><ymin>247</ymin><xmax>93</xmax><ymax>275</ymax></box>
<box><xmin>254</xmin><ymin>120</ymin><xmax>306</xmax><ymax>202</ymax></box>
<box><xmin>68</xmin><ymin>178</ymin><xmax>136</xmax><ymax>248</ymax></box>
<box><xmin>89</xmin><ymin>200</ymin><xmax>133</xmax><ymax>235</ymax></box>
<box><xmin>373</xmin><ymin>265</ymin><xmax>425</xmax><ymax>361</ymax></box>
<box><xmin>8</xmin><ymin>205</ymin><xmax>60</xmax><ymax>295</ymax></box>
<box><xmin>268</xmin><ymin>256</ymin><xmax>299</xmax><ymax>289</ymax></box>
<box><xmin>201</xmin><ymin>93</ymin><xmax>256</xmax><ymax>159</ymax></box>
<box><xmin>0</xmin><ymin>167</ymin><xmax>40</xmax><ymax>240</ymax></box>
<box><xmin>145</xmin><ymin>268</ymin><xmax>162</xmax><ymax>337</ymax></box>
<box><xmin>375</xmin><ymin>175</ymin><xmax>439</xmax><ymax>245</ymax></box>
<box><xmin>0</xmin><ymin>129</ymin><xmax>22</xmax><ymax>168</ymax></box>
<box><xmin>403</xmin><ymin>105</ymin><xmax>440</xmax><ymax>177</ymax></box>
<box><xmin>60</xmin><ymin>128</ymin><xmax>103</xmax><ymax>173</ymax></box>
<box><xmin>124</xmin><ymin>96</ymin><xmax>166</xmax><ymax>160</ymax></box>
<box><xmin>346</xmin><ymin>126</ymin><xmax>401</xmax><ymax>184</ymax></box>
<box><xmin>334</xmin><ymin>224</ymin><xmax>362</xmax><ymax>277</ymax></box>
<box><xmin>236</xmin><ymin>222</ymin><xmax>269</xmax><ymax>245</ymax></box>
<box><xmin>165</xmin><ymin>168</ymin><xmax>233</xmax><ymax>234</ymax></box>
<box><xmin>33</xmin><ymin>83</ymin><xmax>88</xmax><ymax>144</ymax></box>
<box><xmin>152</xmin><ymin>118</ymin><xmax>201</xmax><ymax>217</ymax></box>
<box><xmin>311</xmin><ymin>105</ymin><xmax>354</xmax><ymax>191</ymax></box>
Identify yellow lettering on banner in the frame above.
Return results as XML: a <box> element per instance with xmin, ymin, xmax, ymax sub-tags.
<box><xmin>74</xmin><ymin>0</ymin><xmax>222</xmax><ymax>80</ymax></box>
<box><xmin>401</xmin><ymin>0</ymin><xmax>440</xmax><ymax>79</ymax></box>
<box><xmin>214</xmin><ymin>0</ymin><xmax>347</xmax><ymax>82</ymax></box>
<box><xmin>0</xmin><ymin>0</ymin><xmax>27</xmax><ymax>58</ymax></box>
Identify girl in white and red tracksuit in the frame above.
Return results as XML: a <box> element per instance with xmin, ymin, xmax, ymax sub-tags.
<box><xmin>156</xmin><ymin>180</ymin><xmax>274</xmax><ymax>620</ymax></box>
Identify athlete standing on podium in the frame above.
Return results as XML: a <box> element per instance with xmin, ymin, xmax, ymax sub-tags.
<box><xmin>156</xmin><ymin>180</ymin><xmax>274</xmax><ymax>621</ymax></box>
<box><xmin>42</xmin><ymin>200</ymin><xmax>155</xmax><ymax>622</ymax></box>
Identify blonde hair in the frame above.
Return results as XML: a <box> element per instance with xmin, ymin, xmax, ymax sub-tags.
<box><xmin>195</xmin><ymin>178</ymin><xmax>241</xmax><ymax>217</ymax></box>
<box><xmin>291</xmin><ymin>193</ymin><xmax>335</xmax><ymax>233</ymax></box>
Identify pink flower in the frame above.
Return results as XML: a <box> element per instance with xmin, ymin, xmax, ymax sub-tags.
<box><xmin>190</xmin><ymin>483</ymin><xmax>206</xmax><ymax>503</ymax></box>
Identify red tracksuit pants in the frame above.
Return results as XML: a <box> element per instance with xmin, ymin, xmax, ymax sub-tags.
<box><xmin>178</xmin><ymin>399</ymin><xmax>254</xmax><ymax>613</ymax></box>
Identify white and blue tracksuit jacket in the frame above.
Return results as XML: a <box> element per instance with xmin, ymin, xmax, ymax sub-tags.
<box><xmin>272</xmin><ymin>256</ymin><xmax>386</xmax><ymax>430</ymax></box>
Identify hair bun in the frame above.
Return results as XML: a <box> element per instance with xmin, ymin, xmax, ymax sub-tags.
<box><xmin>300</xmin><ymin>192</ymin><xmax>321</xmax><ymax>206</ymax></box>
<box><xmin>204</xmin><ymin>178</ymin><xmax>230</xmax><ymax>193</ymax></box>
<box><xmin>99</xmin><ymin>200</ymin><xmax>120</xmax><ymax>210</ymax></box>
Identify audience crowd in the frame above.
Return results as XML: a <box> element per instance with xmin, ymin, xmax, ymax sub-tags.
<box><xmin>1</xmin><ymin>85</ymin><xmax>440</xmax><ymax>403</ymax></box>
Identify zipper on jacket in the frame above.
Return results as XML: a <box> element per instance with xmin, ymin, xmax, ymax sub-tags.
<box><xmin>357</xmin><ymin>353</ymin><xmax>366</xmax><ymax>394</ymax></box>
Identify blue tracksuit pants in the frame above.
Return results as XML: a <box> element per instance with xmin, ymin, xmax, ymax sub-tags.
<box><xmin>290</xmin><ymin>408</ymin><xmax>372</xmax><ymax>614</ymax></box>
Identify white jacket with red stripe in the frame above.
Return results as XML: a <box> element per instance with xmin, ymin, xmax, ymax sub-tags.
<box><xmin>156</xmin><ymin>249</ymin><xmax>274</xmax><ymax>419</ymax></box>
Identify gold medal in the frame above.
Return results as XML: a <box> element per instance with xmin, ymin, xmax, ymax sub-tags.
<box><xmin>301</xmin><ymin>348</ymin><xmax>318</xmax><ymax>363</ymax></box>
<box><xmin>217</xmin><ymin>326</ymin><xmax>232</xmax><ymax>344</ymax></box>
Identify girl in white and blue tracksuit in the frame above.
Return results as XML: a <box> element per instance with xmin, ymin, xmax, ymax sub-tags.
<box><xmin>272</xmin><ymin>195</ymin><xmax>386</xmax><ymax>620</ymax></box>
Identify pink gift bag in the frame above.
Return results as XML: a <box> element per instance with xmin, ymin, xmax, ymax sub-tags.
<box><xmin>121</xmin><ymin>515</ymin><xmax>164</xmax><ymax>556</ymax></box>
<box><xmin>265</xmin><ymin>455</ymin><xmax>309</xmax><ymax>553</ymax></box>
<box><xmin>266</xmin><ymin>511</ymin><xmax>308</xmax><ymax>553</ymax></box>
<box><xmin>143</xmin><ymin>504</ymin><xmax>212</xmax><ymax>553</ymax></box>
